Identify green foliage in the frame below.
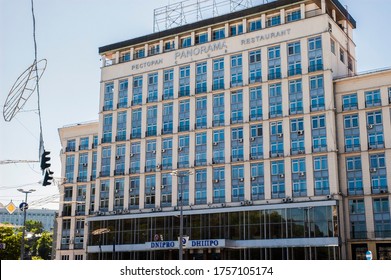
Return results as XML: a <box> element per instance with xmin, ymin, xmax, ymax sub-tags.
<box><xmin>0</xmin><ymin>226</ymin><xmax>21</xmax><ymax>260</ymax></box>
<box><xmin>25</xmin><ymin>220</ymin><xmax>44</xmax><ymax>234</ymax></box>
<box><xmin>36</xmin><ymin>232</ymin><xmax>53</xmax><ymax>260</ymax></box>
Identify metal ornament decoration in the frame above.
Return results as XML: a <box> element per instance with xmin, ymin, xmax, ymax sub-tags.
<box><xmin>3</xmin><ymin>59</ymin><xmax>47</xmax><ymax>122</ymax></box>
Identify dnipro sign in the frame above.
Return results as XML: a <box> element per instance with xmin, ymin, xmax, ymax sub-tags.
<box><xmin>147</xmin><ymin>239</ymin><xmax>225</xmax><ymax>250</ymax></box>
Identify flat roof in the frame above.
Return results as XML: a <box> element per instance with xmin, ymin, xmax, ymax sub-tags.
<box><xmin>99</xmin><ymin>0</ymin><xmax>356</xmax><ymax>54</ymax></box>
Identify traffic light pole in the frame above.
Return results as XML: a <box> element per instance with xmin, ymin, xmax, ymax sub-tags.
<box><xmin>18</xmin><ymin>189</ymin><xmax>35</xmax><ymax>260</ymax></box>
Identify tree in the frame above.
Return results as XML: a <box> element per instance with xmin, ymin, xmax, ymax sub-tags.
<box><xmin>0</xmin><ymin>226</ymin><xmax>21</xmax><ymax>260</ymax></box>
<box><xmin>25</xmin><ymin>220</ymin><xmax>44</xmax><ymax>234</ymax></box>
<box><xmin>35</xmin><ymin>232</ymin><xmax>53</xmax><ymax>260</ymax></box>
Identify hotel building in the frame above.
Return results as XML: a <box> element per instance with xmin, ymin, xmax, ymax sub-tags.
<box><xmin>56</xmin><ymin>0</ymin><xmax>391</xmax><ymax>260</ymax></box>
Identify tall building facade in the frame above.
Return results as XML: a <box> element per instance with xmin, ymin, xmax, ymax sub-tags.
<box><xmin>56</xmin><ymin>0</ymin><xmax>391</xmax><ymax>260</ymax></box>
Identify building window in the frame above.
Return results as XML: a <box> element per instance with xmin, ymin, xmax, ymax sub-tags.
<box><xmin>196</xmin><ymin>62</ymin><xmax>207</xmax><ymax>94</ymax></box>
<box><xmin>231</xmin><ymin>127</ymin><xmax>244</xmax><ymax>161</ymax></box>
<box><xmin>373</xmin><ymin>198</ymin><xmax>391</xmax><ymax>238</ymax></box>
<box><xmin>212</xmin><ymin>130</ymin><xmax>225</xmax><ymax>164</ymax></box>
<box><xmin>99</xmin><ymin>180</ymin><xmax>109</xmax><ymax>211</ymax></box>
<box><xmin>271</xmin><ymin>160</ymin><xmax>285</xmax><ymax>198</ymax></box>
<box><xmin>349</xmin><ymin>199</ymin><xmax>367</xmax><ymax>239</ymax></box>
<box><xmin>79</xmin><ymin>137</ymin><xmax>89</xmax><ymax>150</ymax></box>
<box><xmin>312</xmin><ymin>114</ymin><xmax>327</xmax><ymax>153</ymax></box>
<box><xmin>248</xmin><ymin>19</ymin><xmax>261</xmax><ymax>31</ymax></box>
<box><xmin>145</xmin><ymin>140</ymin><xmax>157</xmax><ymax>172</ymax></box>
<box><xmin>131</xmin><ymin>109</ymin><xmax>142</xmax><ymax>139</ymax></box>
<box><xmin>103</xmin><ymin>82</ymin><xmax>114</xmax><ymax>111</ymax></box>
<box><xmin>179</xmin><ymin>65</ymin><xmax>190</xmax><ymax>97</ymax></box>
<box><xmin>195</xmin><ymin>32</ymin><xmax>208</xmax><ymax>44</ymax></box>
<box><xmin>178</xmin><ymin>100</ymin><xmax>190</xmax><ymax>132</ymax></box>
<box><xmin>365</xmin><ymin>89</ymin><xmax>381</xmax><ymax>107</ymax></box>
<box><xmin>339</xmin><ymin>48</ymin><xmax>345</xmax><ymax>63</ymax></box>
<box><xmin>162</xmin><ymin>103</ymin><xmax>173</xmax><ymax>135</ymax></box>
<box><xmin>213</xmin><ymin>167</ymin><xmax>225</xmax><ymax>203</ymax></box>
<box><xmin>266</xmin><ymin>14</ymin><xmax>281</xmax><ymax>27</ymax></box>
<box><xmin>290</xmin><ymin>118</ymin><xmax>305</xmax><ymax>155</ymax></box>
<box><xmin>149</xmin><ymin>44</ymin><xmax>160</xmax><ymax>56</ymax></box>
<box><xmin>367</xmin><ymin>111</ymin><xmax>384</xmax><ymax>150</ymax></box>
<box><xmin>213</xmin><ymin>58</ymin><xmax>225</xmax><ymax>90</ymax></box>
<box><xmin>250</xmin><ymin>124</ymin><xmax>263</xmax><ymax>159</ymax></box>
<box><xmin>163</xmin><ymin>69</ymin><xmax>174</xmax><ymax>100</ymax></box>
<box><xmin>249</xmin><ymin>50</ymin><xmax>262</xmax><ymax>83</ymax></box>
<box><xmin>230</xmin><ymin>54</ymin><xmax>243</xmax><ymax>87</ymax></box>
<box><xmin>212</xmin><ymin>28</ymin><xmax>225</xmax><ymax>40</ymax></box>
<box><xmin>145</xmin><ymin>175</ymin><xmax>156</xmax><ymax>208</ymax></box>
<box><xmin>231</xmin><ymin>90</ymin><xmax>243</xmax><ymax>123</ymax></box>
<box><xmin>269</xmin><ymin>83</ymin><xmax>282</xmax><ymax>118</ymax></box>
<box><xmin>77</xmin><ymin>153</ymin><xmax>88</xmax><ymax>182</ymax></box>
<box><xmin>230</xmin><ymin>23</ymin><xmax>243</xmax><ymax>36</ymax></box>
<box><xmin>313</xmin><ymin>156</ymin><xmax>329</xmax><ymax>195</ymax></box>
<box><xmin>132</xmin><ymin>76</ymin><xmax>143</xmax><ymax>105</ymax></box>
<box><xmin>251</xmin><ymin>163</ymin><xmax>264</xmax><ymax>200</ymax></box>
<box><xmin>161</xmin><ymin>138</ymin><xmax>173</xmax><ymax>170</ymax></box>
<box><xmin>308</xmin><ymin>36</ymin><xmax>323</xmax><ymax>72</ymax></box>
<box><xmin>342</xmin><ymin>93</ymin><xmax>358</xmax><ymax>111</ymax></box>
<box><xmin>289</xmin><ymin>79</ymin><xmax>303</xmax><ymax>115</ymax></box>
<box><xmin>119</xmin><ymin>51</ymin><xmax>130</xmax><ymax>63</ymax></box>
<box><xmin>65</xmin><ymin>155</ymin><xmax>75</xmax><ymax>183</ymax></box>
<box><xmin>147</xmin><ymin>72</ymin><xmax>158</xmax><ymax>103</ymax></box>
<box><xmin>213</xmin><ymin>93</ymin><xmax>225</xmax><ymax>127</ymax></box>
<box><xmin>292</xmin><ymin>158</ymin><xmax>307</xmax><ymax>197</ymax></box>
<box><xmin>100</xmin><ymin>147</ymin><xmax>111</xmax><ymax>177</ymax></box>
<box><xmin>114</xmin><ymin>145</ymin><xmax>125</xmax><ymax>175</ymax></box>
<box><xmin>195</xmin><ymin>97</ymin><xmax>207</xmax><ymax>129</ymax></box>
<box><xmin>164</xmin><ymin>40</ymin><xmax>175</xmax><ymax>52</ymax></box>
<box><xmin>270</xmin><ymin>121</ymin><xmax>283</xmax><ymax>158</ymax></box>
<box><xmin>344</xmin><ymin>114</ymin><xmax>360</xmax><ymax>152</ymax></box>
<box><xmin>116</xmin><ymin>111</ymin><xmax>127</xmax><ymax>142</ymax></box>
<box><xmin>231</xmin><ymin>165</ymin><xmax>244</xmax><ymax>202</ymax></box>
<box><xmin>195</xmin><ymin>169</ymin><xmax>207</xmax><ymax>204</ymax></box>
<box><xmin>181</xmin><ymin>36</ymin><xmax>191</xmax><ymax>48</ymax></box>
<box><xmin>129</xmin><ymin>177</ymin><xmax>140</xmax><ymax>209</ymax></box>
<box><xmin>369</xmin><ymin>153</ymin><xmax>387</xmax><ymax>194</ymax></box>
<box><xmin>268</xmin><ymin>45</ymin><xmax>281</xmax><ymax>80</ymax></box>
<box><xmin>134</xmin><ymin>48</ymin><xmax>145</xmax><ymax>59</ymax></box>
<box><xmin>330</xmin><ymin>39</ymin><xmax>336</xmax><ymax>55</ymax></box>
<box><xmin>114</xmin><ymin>178</ymin><xmax>124</xmax><ymax>209</ymax></box>
<box><xmin>346</xmin><ymin>156</ymin><xmax>363</xmax><ymax>195</ymax></box>
<box><xmin>178</xmin><ymin>135</ymin><xmax>190</xmax><ymax>168</ymax></box>
<box><xmin>195</xmin><ymin>132</ymin><xmax>207</xmax><ymax>167</ymax></box>
<box><xmin>249</xmin><ymin>87</ymin><xmax>262</xmax><ymax>120</ymax></box>
<box><xmin>310</xmin><ymin>75</ymin><xmax>325</xmax><ymax>111</ymax></box>
<box><xmin>91</xmin><ymin>152</ymin><xmax>97</xmax><ymax>180</ymax></box>
<box><xmin>287</xmin><ymin>41</ymin><xmax>301</xmax><ymax>76</ymax></box>
<box><xmin>130</xmin><ymin>142</ymin><xmax>141</xmax><ymax>174</ymax></box>
<box><xmin>146</xmin><ymin>106</ymin><xmax>157</xmax><ymax>137</ymax></box>
<box><xmin>286</xmin><ymin>9</ymin><xmax>301</xmax><ymax>22</ymax></box>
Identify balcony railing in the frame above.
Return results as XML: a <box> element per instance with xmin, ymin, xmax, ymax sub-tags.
<box><xmin>249</xmin><ymin>76</ymin><xmax>262</xmax><ymax>84</ymax></box>
<box><xmin>114</xmin><ymin>169</ymin><xmax>125</xmax><ymax>176</ymax></box>
<box><xmin>178</xmin><ymin>124</ymin><xmax>190</xmax><ymax>132</ymax></box>
<box><xmin>268</xmin><ymin>72</ymin><xmax>281</xmax><ymax>80</ymax></box>
<box><xmin>195</xmin><ymin>85</ymin><xmax>207</xmax><ymax>94</ymax></box>
<box><xmin>178</xmin><ymin>88</ymin><xmax>190</xmax><ymax>97</ymax></box>
<box><xmin>145</xmin><ymin>129</ymin><xmax>157</xmax><ymax>137</ymax></box>
<box><xmin>115</xmin><ymin>135</ymin><xmax>127</xmax><ymax>142</ymax></box>
<box><xmin>117</xmin><ymin>102</ymin><xmax>128</xmax><ymax>109</ymax></box>
<box><xmin>288</xmin><ymin>67</ymin><xmax>302</xmax><ymax>76</ymax></box>
<box><xmin>194</xmin><ymin>159</ymin><xmax>207</xmax><ymax>167</ymax></box>
<box><xmin>308</xmin><ymin>63</ymin><xmax>323</xmax><ymax>72</ymax></box>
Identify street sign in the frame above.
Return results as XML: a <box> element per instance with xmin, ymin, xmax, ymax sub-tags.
<box><xmin>5</xmin><ymin>201</ymin><xmax>17</xmax><ymax>214</ymax></box>
<box><xmin>19</xmin><ymin>202</ymin><xmax>28</xmax><ymax>212</ymax></box>
<box><xmin>366</xmin><ymin>250</ymin><xmax>372</xmax><ymax>260</ymax></box>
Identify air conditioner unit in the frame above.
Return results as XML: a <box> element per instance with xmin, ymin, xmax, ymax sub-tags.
<box><xmin>82</xmin><ymin>195</ymin><xmax>86</xmax><ymax>199</ymax></box>
<box><xmin>277</xmin><ymin>133</ymin><xmax>283</xmax><ymax>138</ymax></box>
<box><xmin>297</xmin><ymin>130</ymin><xmax>304</xmax><ymax>136</ymax></box>
<box><xmin>156</xmin><ymin>164</ymin><xmax>161</xmax><ymax>169</ymax></box>
<box><xmin>82</xmin><ymin>163</ymin><xmax>88</xmax><ymax>167</ymax></box>
<box><xmin>152</xmin><ymin>150</ymin><xmax>156</xmax><ymax>154</ymax></box>
<box><xmin>279</xmin><ymin>174</ymin><xmax>285</xmax><ymax>178</ymax></box>
<box><xmin>367</xmin><ymin>124</ymin><xmax>374</xmax><ymax>129</ymax></box>
<box><xmin>370</xmin><ymin>168</ymin><xmax>377</xmax><ymax>173</ymax></box>
<box><xmin>240</xmin><ymin>201</ymin><xmax>246</xmax><ymax>206</ymax></box>
<box><xmin>213</xmin><ymin>142</ymin><xmax>219</xmax><ymax>146</ymax></box>
<box><xmin>115</xmin><ymin>189</ymin><xmax>119</xmax><ymax>194</ymax></box>
<box><xmin>299</xmin><ymin>172</ymin><xmax>305</xmax><ymax>177</ymax></box>
<box><xmin>214</xmin><ymin>179</ymin><xmax>220</xmax><ymax>183</ymax></box>
<box><xmin>251</xmin><ymin>176</ymin><xmax>256</xmax><ymax>181</ymax></box>
<box><xmin>178</xmin><ymin>147</ymin><xmax>183</xmax><ymax>151</ymax></box>
<box><xmin>239</xmin><ymin>138</ymin><xmax>243</xmax><ymax>143</ymax></box>
<box><xmin>116</xmin><ymin>155</ymin><xmax>121</xmax><ymax>160</ymax></box>
<box><xmin>246</xmin><ymin>200</ymin><xmax>253</xmax><ymax>205</ymax></box>
<box><xmin>298</xmin><ymin>150</ymin><xmax>305</xmax><ymax>154</ymax></box>
<box><xmin>239</xmin><ymin>178</ymin><xmax>244</xmax><ymax>182</ymax></box>
<box><xmin>161</xmin><ymin>149</ymin><xmax>166</xmax><ymax>153</ymax></box>
<box><xmin>151</xmin><ymin>186</ymin><xmax>155</xmax><ymax>191</ymax></box>
<box><xmin>380</xmin><ymin>190</ymin><xmax>388</xmax><ymax>194</ymax></box>
<box><xmin>130</xmin><ymin>153</ymin><xmax>134</xmax><ymax>157</ymax></box>
<box><xmin>250</xmin><ymin>137</ymin><xmax>255</xmax><ymax>142</ymax></box>
<box><xmin>326</xmin><ymin>194</ymin><xmax>333</xmax><ymax>200</ymax></box>
<box><xmin>129</xmin><ymin>188</ymin><xmax>133</xmax><ymax>192</ymax></box>
<box><xmin>286</xmin><ymin>197</ymin><xmax>292</xmax><ymax>203</ymax></box>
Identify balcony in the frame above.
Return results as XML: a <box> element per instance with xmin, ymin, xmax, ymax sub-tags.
<box><xmin>162</xmin><ymin>93</ymin><xmax>173</xmax><ymax>100</ymax></box>
<box><xmin>212</xmin><ymin>157</ymin><xmax>225</xmax><ymax>164</ymax></box>
<box><xmin>99</xmin><ymin>171</ymin><xmax>110</xmax><ymax>178</ymax></box>
<box><xmin>101</xmin><ymin>136</ymin><xmax>112</xmax><ymax>144</ymax></box>
<box><xmin>194</xmin><ymin>159</ymin><xmax>207</xmax><ymax>167</ymax></box>
<box><xmin>195</xmin><ymin>122</ymin><xmax>207</xmax><ymax>129</ymax></box>
<box><xmin>131</xmin><ymin>98</ymin><xmax>143</xmax><ymax>106</ymax></box>
<box><xmin>177</xmin><ymin>161</ymin><xmax>190</xmax><ymax>169</ymax></box>
<box><xmin>102</xmin><ymin>105</ymin><xmax>113</xmax><ymax>111</ymax></box>
<box><xmin>178</xmin><ymin>124</ymin><xmax>190</xmax><ymax>132</ymax></box>
<box><xmin>115</xmin><ymin>134</ymin><xmax>127</xmax><ymax>142</ymax></box>
<box><xmin>270</xmin><ymin>150</ymin><xmax>284</xmax><ymax>158</ymax></box>
<box><xmin>77</xmin><ymin>176</ymin><xmax>87</xmax><ymax>183</ymax></box>
<box><xmin>249</xmin><ymin>152</ymin><xmax>263</xmax><ymax>160</ymax></box>
<box><xmin>231</xmin><ymin>155</ymin><xmax>244</xmax><ymax>162</ymax></box>
<box><xmin>129</xmin><ymin>132</ymin><xmax>141</xmax><ymax>139</ymax></box>
<box><xmin>212</xmin><ymin>81</ymin><xmax>225</xmax><ymax>91</ymax></box>
<box><xmin>368</xmin><ymin>141</ymin><xmax>384</xmax><ymax>150</ymax></box>
<box><xmin>230</xmin><ymin>80</ymin><xmax>243</xmax><ymax>88</ymax></box>
<box><xmin>268</xmin><ymin>72</ymin><xmax>281</xmax><ymax>80</ymax></box>
<box><xmin>342</xmin><ymin>103</ymin><xmax>358</xmax><ymax>111</ymax></box>
<box><xmin>230</xmin><ymin>116</ymin><xmax>243</xmax><ymax>124</ymax></box>
<box><xmin>249</xmin><ymin>113</ymin><xmax>262</xmax><ymax>121</ymax></box>
<box><xmin>249</xmin><ymin>76</ymin><xmax>262</xmax><ymax>84</ymax></box>
<box><xmin>65</xmin><ymin>146</ymin><xmax>76</xmax><ymax>152</ymax></box>
<box><xmin>146</xmin><ymin>96</ymin><xmax>158</xmax><ymax>103</ymax></box>
<box><xmin>212</xmin><ymin>119</ymin><xmax>224</xmax><ymax>127</ymax></box>
<box><xmin>312</xmin><ymin>145</ymin><xmax>327</xmax><ymax>153</ymax></box>
<box><xmin>145</xmin><ymin>166</ymin><xmax>156</xmax><ymax>173</ymax></box>
<box><xmin>117</xmin><ymin>102</ymin><xmax>128</xmax><ymax>109</ymax></box>
<box><xmin>145</xmin><ymin>129</ymin><xmax>157</xmax><ymax>137</ymax></box>
<box><xmin>195</xmin><ymin>85</ymin><xmax>207</xmax><ymax>94</ymax></box>
<box><xmin>79</xmin><ymin>145</ymin><xmax>89</xmax><ymax>151</ymax></box>
<box><xmin>288</xmin><ymin>67</ymin><xmax>302</xmax><ymax>76</ymax></box>
<box><xmin>371</xmin><ymin>186</ymin><xmax>388</xmax><ymax>195</ymax></box>
<box><xmin>129</xmin><ymin>167</ymin><xmax>140</xmax><ymax>174</ymax></box>
<box><xmin>114</xmin><ymin>169</ymin><xmax>125</xmax><ymax>176</ymax></box>
<box><xmin>308</xmin><ymin>63</ymin><xmax>323</xmax><ymax>72</ymax></box>
<box><xmin>291</xmin><ymin>147</ymin><xmax>306</xmax><ymax>155</ymax></box>
<box><xmin>345</xmin><ymin>144</ymin><xmax>361</xmax><ymax>152</ymax></box>
<box><xmin>161</xmin><ymin>128</ymin><xmax>173</xmax><ymax>135</ymax></box>
<box><xmin>178</xmin><ymin>89</ymin><xmax>190</xmax><ymax>97</ymax></box>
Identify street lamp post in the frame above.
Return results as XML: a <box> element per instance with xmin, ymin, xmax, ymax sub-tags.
<box><xmin>91</xmin><ymin>228</ymin><xmax>110</xmax><ymax>260</ymax></box>
<box><xmin>17</xmin><ymin>188</ymin><xmax>36</xmax><ymax>260</ymax></box>
<box><xmin>170</xmin><ymin>170</ymin><xmax>193</xmax><ymax>260</ymax></box>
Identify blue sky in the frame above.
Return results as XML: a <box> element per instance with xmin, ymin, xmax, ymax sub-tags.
<box><xmin>0</xmin><ymin>0</ymin><xmax>390</xmax><ymax>210</ymax></box>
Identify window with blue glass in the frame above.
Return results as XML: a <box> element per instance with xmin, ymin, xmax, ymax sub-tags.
<box><xmin>161</xmin><ymin>173</ymin><xmax>172</xmax><ymax>206</ymax></box>
<box><xmin>292</xmin><ymin>158</ymin><xmax>307</xmax><ymax>197</ymax></box>
<box><xmin>269</xmin><ymin>83</ymin><xmax>282</xmax><ymax>118</ymax></box>
<box><xmin>270</xmin><ymin>121</ymin><xmax>283</xmax><ymax>157</ymax></box>
<box><xmin>195</xmin><ymin>32</ymin><xmax>208</xmax><ymax>44</ymax></box>
<box><xmin>92</xmin><ymin>136</ymin><xmax>98</xmax><ymax>149</ymax></box>
<box><xmin>181</xmin><ymin>36</ymin><xmax>191</xmax><ymax>48</ymax></box>
<box><xmin>250</xmin><ymin>124</ymin><xmax>263</xmax><ymax>160</ymax></box>
<box><xmin>213</xmin><ymin>167</ymin><xmax>225</xmax><ymax>203</ymax></box>
<box><xmin>344</xmin><ymin>114</ymin><xmax>360</xmax><ymax>152</ymax></box>
<box><xmin>119</xmin><ymin>51</ymin><xmax>130</xmax><ymax>63</ymax></box>
<box><xmin>286</xmin><ymin>9</ymin><xmax>301</xmax><ymax>22</ymax></box>
<box><xmin>195</xmin><ymin>132</ymin><xmax>207</xmax><ymax>166</ymax></box>
<box><xmin>178</xmin><ymin>135</ymin><xmax>190</xmax><ymax>168</ymax></box>
<box><xmin>249</xmin><ymin>19</ymin><xmax>261</xmax><ymax>31</ymax></box>
<box><xmin>212</xmin><ymin>28</ymin><xmax>225</xmax><ymax>40</ymax></box>
<box><xmin>129</xmin><ymin>177</ymin><xmax>140</xmax><ymax>209</ymax></box>
<box><xmin>179</xmin><ymin>99</ymin><xmax>190</xmax><ymax>132</ymax></box>
<box><xmin>231</xmin><ymin>127</ymin><xmax>244</xmax><ymax>161</ymax></box>
<box><xmin>149</xmin><ymin>44</ymin><xmax>160</xmax><ymax>56</ymax></box>
<box><xmin>389</xmin><ymin>87</ymin><xmax>391</xmax><ymax>103</ymax></box>
<box><xmin>132</xmin><ymin>76</ymin><xmax>143</xmax><ymax>105</ymax></box>
<box><xmin>291</xmin><ymin>118</ymin><xmax>305</xmax><ymax>155</ymax></box>
<box><xmin>147</xmin><ymin>72</ymin><xmax>158</xmax><ymax>103</ymax></box>
<box><xmin>231</xmin><ymin>165</ymin><xmax>244</xmax><ymax>202</ymax></box>
<box><xmin>251</xmin><ymin>163</ymin><xmax>264</xmax><ymax>200</ymax></box>
<box><xmin>213</xmin><ymin>58</ymin><xmax>225</xmax><ymax>90</ymax></box>
<box><xmin>164</xmin><ymin>40</ymin><xmax>175</xmax><ymax>52</ymax></box>
<box><xmin>213</xmin><ymin>93</ymin><xmax>225</xmax><ymax>126</ymax></box>
<box><xmin>195</xmin><ymin>169</ymin><xmax>207</xmax><ymax>205</ymax></box>
<box><xmin>103</xmin><ymin>82</ymin><xmax>114</xmax><ymax>111</ymax></box>
<box><xmin>310</xmin><ymin>75</ymin><xmax>325</xmax><ymax>111</ymax></box>
<box><xmin>102</xmin><ymin>114</ymin><xmax>112</xmax><ymax>143</ymax></box>
<box><xmin>271</xmin><ymin>160</ymin><xmax>285</xmax><ymax>198</ymax></box>
<box><xmin>131</xmin><ymin>109</ymin><xmax>142</xmax><ymax>139</ymax></box>
<box><xmin>367</xmin><ymin>111</ymin><xmax>384</xmax><ymax>149</ymax></box>
<box><xmin>162</xmin><ymin>103</ymin><xmax>173</xmax><ymax>134</ymax></box>
<box><xmin>312</xmin><ymin>114</ymin><xmax>327</xmax><ymax>152</ymax></box>
<box><xmin>177</xmin><ymin>174</ymin><xmax>190</xmax><ymax>206</ymax></box>
<box><xmin>91</xmin><ymin>151</ymin><xmax>97</xmax><ymax>180</ymax></box>
<box><xmin>313</xmin><ymin>156</ymin><xmax>329</xmax><ymax>195</ymax></box>
<box><xmin>161</xmin><ymin>138</ymin><xmax>173</xmax><ymax>170</ymax></box>
<box><xmin>114</xmin><ymin>144</ymin><xmax>126</xmax><ymax>175</ymax></box>
<box><xmin>342</xmin><ymin>93</ymin><xmax>358</xmax><ymax>111</ymax></box>
<box><xmin>77</xmin><ymin>153</ymin><xmax>88</xmax><ymax>182</ymax></box>
<box><xmin>349</xmin><ymin>199</ymin><xmax>367</xmax><ymax>239</ymax></box>
<box><xmin>145</xmin><ymin>140</ymin><xmax>157</xmax><ymax>172</ymax></box>
<box><xmin>196</xmin><ymin>97</ymin><xmax>207</xmax><ymax>129</ymax></box>
<box><xmin>373</xmin><ymin>198</ymin><xmax>391</xmax><ymax>238</ymax></box>
<box><xmin>288</xmin><ymin>41</ymin><xmax>301</xmax><ymax>76</ymax></box>
<box><xmin>231</xmin><ymin>90</ymin><xmax>243</xmax><ymax>123</ymax></box>
<box><xmin>308</xmin><ymin>36</ymin><xmax>323</xmax><ymax>72</ymax></box>
<box><xmin>99</xmin><ymin>180</ymin><xmax>110</xmax><ymax>211</ymax></box>
<box><xmin>146</xmin><ymin>106</ymin><xmax>157</xmax><ymax>137</ymax></box>
<box><xmin>268</xmin><ymin>46</ymin><xmax>281</xmax><ymax>80</ymax></box>
<box><xmin>90</xmin><ymin>183</ymin><xmax>96</xmax><ymax>212</ymax></box>
<box><xmin>249</xmin><ymin>87</ymin><xmax>262</xmax><ymax>121</ymax></box>
<box><xmin>231</xmin><ymin>54</ymin><xmax>243</xmax><ymax>87</ymax></box>
<box><xmin>114</xmin><ymin>178</ymin><xmax>124</xmax><ymax>210</ymax></box>
<box><xmin>79</xmin><ymin>137</ymin><xmax>89</xmax><ymax>150</ymax></box>
<box><xmin>116</xmin><ymin>111</ymin><xmax>127</xmax><ymax>141</ymax></box>
<box><xmin>118</xmin><ymin>80</ymin><xmax>128</xmax><ymax>108</ymax></box>
<box><xmin>196</xmin><ymin>62</ymin><xmax>207</xmax><ymax>94</ymax></box>
<box><xmin>369</xmin><ymin>153</ymin><xmax>387</xmax><ymax>194</ymax></box>
<box><xmin>145</xmin><ymin>175</ymin><xmax>156</xmax><ymax>208</ymax></box>
<box><xmin>65</xmin><ymin>155</ymin><xmax>75</xmax><ymax>183</ymax></box>
<box><xmin>100</xmin><ymin>146</ymin><xmax>111</xmax><ymax>177</ymax></box>
<box><xmin>289</xmin><ymin>79</ymin><xmax>303</xmax><ymax>114</ymax></box>
<box><xmin>249</xmin><ymin>50</ymin><xmax>262</xmax><ymax>84</ymax></box>
<box><xmin>179</xmin><ymin>65</ymin><xmax>190</xmax><ymax>97</ymax></box>
<box><xmin>213</xmin><ymin>129</ymin><xmax>225</xmax><ymax>164</ymax></box>
<box><xmin>365</xmin><ymin>89</ymin><xmax>381</xmax><ymax>107</ymax></box>
<box><xmin>163</xmin><ymin>69</ymin><xmax>174</xmax><ymax>100</ymax></box>
<box><xmin>134</xmin><ymin>48</ymin><xmax>145</xmax><ymax>59</ymax></box>
<box><xmin>129</xmin><ymin>142</ymin><xmax>140</xmax><ymax>174</ymax></box>
<box><xmin>346</xmin><ymin>156</ymin><xmax>363</xmax><ymax>195</ymax></box>
<box><xmin>230</xmin><ymin>23</ymin><xmax>243</xmax><ymax>36</ymax></box>
<box><xmin>266</xmin><ymin>14</ymin><xmax>281</xmax><ymax>27</ymax></box>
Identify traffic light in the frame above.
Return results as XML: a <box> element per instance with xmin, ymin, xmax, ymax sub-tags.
<box><xmin>40</xmin><ymin>150</ymin><xmax>51</xmax><ymax>171</ymax></box>
<box><xmin>42</xmin><ymin>169</ymin><xmax>54</xmax><ymax>186</ymax></box>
